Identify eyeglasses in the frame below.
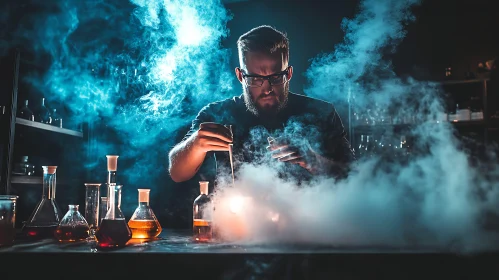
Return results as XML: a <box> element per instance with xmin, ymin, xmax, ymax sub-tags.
<box><xmin>239</xmin><ymin>67</ymin><xmax>290</xmax><ymax>88</ymax></box>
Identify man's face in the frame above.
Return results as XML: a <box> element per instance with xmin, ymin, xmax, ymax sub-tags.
<box><xmin>236</xmin><ymin>52</ymin><xmax>293</xmax><ymax>117</ymax></box>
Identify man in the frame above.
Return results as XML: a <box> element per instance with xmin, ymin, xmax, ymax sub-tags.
<box><xmin>168</xmin><ymin>25</ymin><xmax>355</xmax><ymax>187</ymax></box>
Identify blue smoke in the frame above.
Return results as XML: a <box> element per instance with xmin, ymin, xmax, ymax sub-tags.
<box><xmin>1</xmin><ymin>0</ymin><xmax>234</xmax><ymax>214</ymax></box>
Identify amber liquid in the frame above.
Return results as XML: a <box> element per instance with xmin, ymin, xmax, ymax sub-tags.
<box><xmin>22</xmin><ymin>225</ymin><xmax>58</xmax><ymax>240</ymax></box>
<box><xmin>54</xmin><ymin>225</ymin><xmax>89</xmax><ymax>242</ymax></box>
<box><xmin>0</xmin><ymin>225</ymin><xmax>16</xmax><ymax>246</ymax></box>
<box><xmin>128</xmin><ymin>220</ymin><xmax>162</xmax><ymax>239</ymax></box>
<box><xmin>95</xmin><ymin>219</ymin><xmax>132</xmax><ymax>248</ymax></box>
<box><xmin>193</xmin><ymin>219</ymin><xmax>212</xmax><ymax>242</ymax></box>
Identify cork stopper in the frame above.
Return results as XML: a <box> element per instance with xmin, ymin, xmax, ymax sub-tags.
<box><xmin>199</xmin><ymin>181</ymin><xmax>209</xmax><ymax>195</ymax></box>
<box><xmin>138</xmin><ymin>189</ymin><xmax>150</xmax><ymax>202</ymax></box>
<box><xmin>43</xmin><ymin>166</ymin><xmax>57</xmax><ymax>174</ymax></box>
<box><xmin>106</xmin><ymin>155</ymin><xmax>119</xmax><ymax>171</ymax></box>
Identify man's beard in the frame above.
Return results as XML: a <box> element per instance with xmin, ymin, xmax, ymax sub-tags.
<box><xmin>243</xmin><ymin>83</ymin><xmax>289</xmax><ymax>118</ymax></box>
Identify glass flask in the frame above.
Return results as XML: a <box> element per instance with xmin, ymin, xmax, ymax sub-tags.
<box><xmin>128</xmin><ymin>189</ymin><xmax>162</xmax><ymax>239</ymax></box>
<box><xmin>193</xmin><ymin>181</ymin><xmax>212</xmax><ymax>242</ymax></box>
<box><xmin>18</xmin><ymin>99</ymin><xmax>34</xmax><ymax>121</ymax></box>
<box><xmin>99</xmin><ymin>197</ymin><xmax>107</xmax><ymax>224</ymax></box>
<box><xmin>84</xmin><ymin>183</ymin><xmax>101</xmax><ymax>237</ymax></box>
<box><xmin>95</xmin><ymin>184</ymin><xmax>131</xmax><ymax>248</ymax></box>
<box><xmin>0</xmin><ymin>195</ymin><xmax>18</xmax><ymax>247</ymax></box>
<box><xmin>22</xmin><ymin>166</ymin><xmax>61</xmax><ymax>239</ymax></box>
<box><xmin>36</xmin><ymin>97</ymin><xmax>52</xmax><ymax>124</ymax></box>
<box><xmin>54</xmin><ymin>205</ymin><xmax>90</xmax><ymax>242</ymax></box>
<box><xmin>106</xmin><ymin>155</ymin><xmax>119</xmax><ymax>211</ymax></box>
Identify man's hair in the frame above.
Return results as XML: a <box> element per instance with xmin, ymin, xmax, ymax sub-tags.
<box><xmin>237</xmin><ymin>25</ymin><xmax>289</xmax><ymax>69</ymax></box>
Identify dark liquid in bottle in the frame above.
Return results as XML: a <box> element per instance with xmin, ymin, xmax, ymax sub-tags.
<box><xmin>22</xmin><ymin>225</ymin><xmax>58</xmax><ymax>240</ymax></box>
<box><xmin>95</xmin><ymin>219</ymin><xmax>132</xmax><ymax>248</ymax></box>
<box><xmin>193</xmin><ymin>219</ymin><xmax>212</xmax><ymax>242</ymax></box>
<box><xmin>0</xmin><ymin>225</ymin><xmax>16</xmax><ymax>247</ymax></box>
<box><xmin>54</xmin><ymin>225</ymin><xmax>89</xmax><ymax>242</ymax></box>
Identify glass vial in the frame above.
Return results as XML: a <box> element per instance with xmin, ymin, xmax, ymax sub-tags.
<box><xmin>84</xmin><ymin>183</ymin><xmax>101</xmax><ymax>237</ymax></box>
<box><xmin>0</xmin><ymin>195</ymin><xmax>19</xmax><ymax>247</ymax></box>
<box><xmin>22</xmin><ymin>166</ymin><xmax>61</xmax><ymax>239</ymax></box>
<box><xmin>37</xmin><ymin>97</ymin><xmax>52</xmax><ymax>124</ymax></box>
<box><xmin>128</xmin><ymin>189</ymin><xmax>162</xmax><ymax>239</ymax></box>
<box><xmin>95</xmin><ymin>184</ymin><xmax>131</xmax><ymax>248</ymax></box>
<box><xmin>193</xmin><ymin>181</ymin><xmax>212</xmax><ymax>242</ymax></box>
<box><xmin>55</xmin><ymin>205</ymin><xmax>90</xmax><ymax>242</ymax></box>
<box><xmin>18</xmin><ymin>100</ymin><xmax>34</xmax><ymax>121</ymax></box>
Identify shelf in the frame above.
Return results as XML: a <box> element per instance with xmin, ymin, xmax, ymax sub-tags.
<box><xmin>438</xmin><ymin>78</ymin><xmax>489</xmax><ymax>85</ymax></box>
<box><xmin>11</xmin><ymin>176</ymin><xmax>78</xmax><ymax>185</ymax></box>
<box><xmin>16</xmin><ymin>118</ymin><xmax>83</xmax><ymax>138</ymax></box>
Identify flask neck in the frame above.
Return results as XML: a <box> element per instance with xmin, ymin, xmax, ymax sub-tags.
<box><xmin>106</xmin><ymin>184</ymin><xmax>123</xmax><ymax>220</ymax></box>
<box><xmin>107</xmin><ymin>171</ymin><xmax>117</xmax><ymax>185</ymax></box>
<box><xmin>42</xmin><ymin>172</ymin><xmax>56</xmax><ymax>200</ymax></box>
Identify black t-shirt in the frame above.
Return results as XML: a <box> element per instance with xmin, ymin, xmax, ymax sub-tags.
<box><xmin>182</xmin><ymin>92</ymin><xmax>356</xmax><ymax>188</ymax></box>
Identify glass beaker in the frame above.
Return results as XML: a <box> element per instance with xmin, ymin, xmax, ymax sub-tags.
<box><xmin>128</xmin><ymin>189</ymin><xmax>162</xmax><ymax>239</ymax></box>
<box><xmin>54</xmin><ymin>205</ymin><xmax>90</xmax><ymax>242</ymax></box>
<box><xmin>0</xmin><ymin>195</ymin><xmax>18</xmax><ymax>247</ymax></box>
<box><xmin>84</xmin><ymin>183</ymin><xmax>101</xmax><ymax>237</ymax></box>
<box><xmin>22</xmin><ymin>166</ymin><xmax>61</xmax><ymax>239</ymax></box>
<box><xmin>95</xmin><ymin>184</ymin><xmax>131</xmax><ymax>248</ymax></box>
<box><xmin>193</xmin><ymin>181</ymin><xmax>212</xmax><ymax>242</ymax></box>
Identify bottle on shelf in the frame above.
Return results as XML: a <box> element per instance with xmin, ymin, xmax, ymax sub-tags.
<box><xmin>51</xmin><ymin>108</ymin><xmax>62</xmax><ymax>128</ymax></box>
<box><xmin>18</xmin><ymin>100</ymin><xmax>34</xmax><ymax>121</ymax></box>
<box><xmin>36</xmin><ymin>97</ymin><xmax>52</xmax><ymax>124</ymax></box>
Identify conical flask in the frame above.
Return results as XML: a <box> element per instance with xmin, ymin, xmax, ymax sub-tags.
<box><xmin>95</xmin><ymin>184</ymin><xmax>131</xmax><ymax>248</ymax></box>
<box><xmin>128</xmin><ymin>189</ymin><xmax>162</xmax><ymax>239</ymax></box>
<box><xmin>54</xmin><ymin>205</ymin><xmax>89</xmax><ymax>242</ymax></box>
<box><xmin>22</xmin><ymin>166</ymin><xmax>61</xmax><ymax>239</ymax></box>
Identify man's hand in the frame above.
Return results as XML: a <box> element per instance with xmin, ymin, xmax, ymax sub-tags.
<box><xmin>192</xmin><ymin>122</ymin><xmax>233</xmax><ymax>153</ymax></box>
<box><xmin>266</xmin><ymin>137</ymin><xmax>320</xmax><ymax>174</ymax></box>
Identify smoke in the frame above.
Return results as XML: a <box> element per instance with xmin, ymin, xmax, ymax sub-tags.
<box><xmin>1</xmin><ymin>0</ymin><xmax>234</xmax><ymax>211</ymax></box>
<box><xmin>210</xmin><ymin>0</ymin><xmax>499</xmax><ymax>253</ymax></box>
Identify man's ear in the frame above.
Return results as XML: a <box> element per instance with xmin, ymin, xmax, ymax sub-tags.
<box><xmin>235</xmin><ymin>67</ymin><xmax>243</xmax><ymax>83</ymax></box>
<box><xmin>287</xmin><ymin>66</ymin><xmax>293</xmax><ymax>81</ymax></box>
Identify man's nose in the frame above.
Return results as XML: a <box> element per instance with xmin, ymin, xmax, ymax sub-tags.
<box><xmin>262</xmin><ymin>79</ymin><xmax>273</xmax><ymax>94</ymax></box>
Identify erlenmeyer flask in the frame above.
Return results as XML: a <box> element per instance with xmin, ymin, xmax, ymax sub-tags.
<box><xmin>95</xmin><ymin>184</ymin><xmax>131</xmax><ymax>248</ymax></box>
<box><xmin>128</xmin><ymin>189</ymin><xmax>162</xmax><ymax>239</ymax></box>
<box><xmin>22</xmin><ymin>166</ymin><xmax>61</xmax><ymax>239</ymax></box>
<box><xmin>54</xmin><ymin>205</ymin><xmax>89</xmax><ymax>242</ymax></box>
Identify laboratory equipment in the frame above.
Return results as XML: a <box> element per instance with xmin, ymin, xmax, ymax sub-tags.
<box><xmin>22</xmin><ymin>166</ymin><xmax>61</xmax><ymax>239</ymax></box>
<box><xmin>95</xmin><ymin>184</ymin><xmax>131</xmax><ymax>248</ymax></box>
<box><xmin>106</xmin><ymin>155</ymin><xmax>119</xmax><ymax>211</ymax></box>
<box><xmin>18</xmin><ymin>99</ymin><xmax>34</xmax><ymax>121</ymax></box>
<box><xmin>54</xmin><ymin>205</ymin><xmax>89</xmax><ymax>242</ymax></box>
<box><xmin>193</xmin><ymin>181</ymin><xmax>212</xmax><ymax>242</ymax></box>
<box><xmin>99</xmin><ymin>197</ymin><xmax>107</xmax><ymax>224</ymax></box>
<box><xmin>84</xmin><ymin>183</ymin><xmax>101</xmax><ymax>237</ymax></box>
<box><xmin>37</xmin><ymin>97</ymin><xmax>52</xmax><ymax>124</ymax></box>
<box><xmin>0</xmin><ymin>195</ymin><xmax>18</xmax><ymax>247</ymax></box>
<box><xmin>128</xmin><ymin>189</ymin><xmax>162</xmax><ymax>239</ymax></box>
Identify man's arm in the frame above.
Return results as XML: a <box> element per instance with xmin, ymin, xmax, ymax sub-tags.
<box><xmin>169</xmin><ymin>119</ymin><xmax>232</xmax><ymax>183</ymax></box>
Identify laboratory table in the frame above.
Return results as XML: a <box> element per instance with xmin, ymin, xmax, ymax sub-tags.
<box><xmin>1</xmin><ymin>229</ymin><xmax>499</xmax><ymax>279</ymax></box>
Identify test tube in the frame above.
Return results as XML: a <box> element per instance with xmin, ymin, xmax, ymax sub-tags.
<box><xmin>84</xmin><ymin>183</ymin><xmax>101</xmax><ymax>237</ymax></box>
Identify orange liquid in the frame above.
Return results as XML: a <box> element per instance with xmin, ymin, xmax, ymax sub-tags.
<box><xmin>54</xmin><ymin>225</ymin><xmax>89</xmax><ymax>242</ymax></box>
<box><xmin>193</xmin><ymin>219</ymin><xmax>212</xmax><ymax>242</ymax></box>
<box><xmin>128</xmin><ymin>220</ymin><xmax>162</xmax><ymax>239</ymax></box>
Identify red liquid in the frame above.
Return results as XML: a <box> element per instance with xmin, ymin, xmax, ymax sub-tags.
<box><xmin>54</xmin><ymin>225</ymin><xmax>89</xmax><ymax>242</ymax></box>
<box><xmin>22</xmin><ymin>225</ymin><xmax>58</xmax><ymax>240</ymax></box>
<box><xmin>0</xmin><ymin>225</ymin><xmax>16</xmax><ymax>247</ymax></box>
<box><xmin>95</xmin><ymin>219</ymin><xmax>132</xmax><ymax>248</ymax></box>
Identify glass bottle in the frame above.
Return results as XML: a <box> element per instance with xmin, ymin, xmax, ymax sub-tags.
<box><xmin>128</xmin><ymin>189</ymin><xmax>162</xmax><ymax>239</ymax></box>
<box><xmin>84</xmin><ymin>183</ymin><xmax>101</xmax><ymax>238</ymax></box>
<box><xmin>193</xmin><ymin>181</ymin><xmax>212</xmax><ymax>242</ymax></box>
<box><xmin>37</xmin><ymin>97</ymin><xmax>52</xmax><ymax>124</ymax></box>
<box><xmin>95</xmin><ymin>184</ymin><xmax>131</xmax><ymax>248</ymax></box>
<box><xmin>13</xmin><ymin>156</ymin><xmax>35</xmax><ymax>176</ymax></box>
<box><xmin>0</xmin><ymin>195</ymin><xmax>19</xmax><ymax>247</ymax></box>
<box><xmin>18</xmin><ymin>100</ymin><xmax>34</xmax><ymax>121</ymax></box>
<box><xmin>22</xmin><ymin>166</ymin><xmax>61</xmax><ymax>239</ymax></box>
<box><xmin>54</xmin><ymin>205</ymin><xmax>90</xmax><ymax>242</ymax></box>
<box><xmin>51</xmin><ymin>108</ymin><xmax>62</xmax><ymax>128</ymax></box>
